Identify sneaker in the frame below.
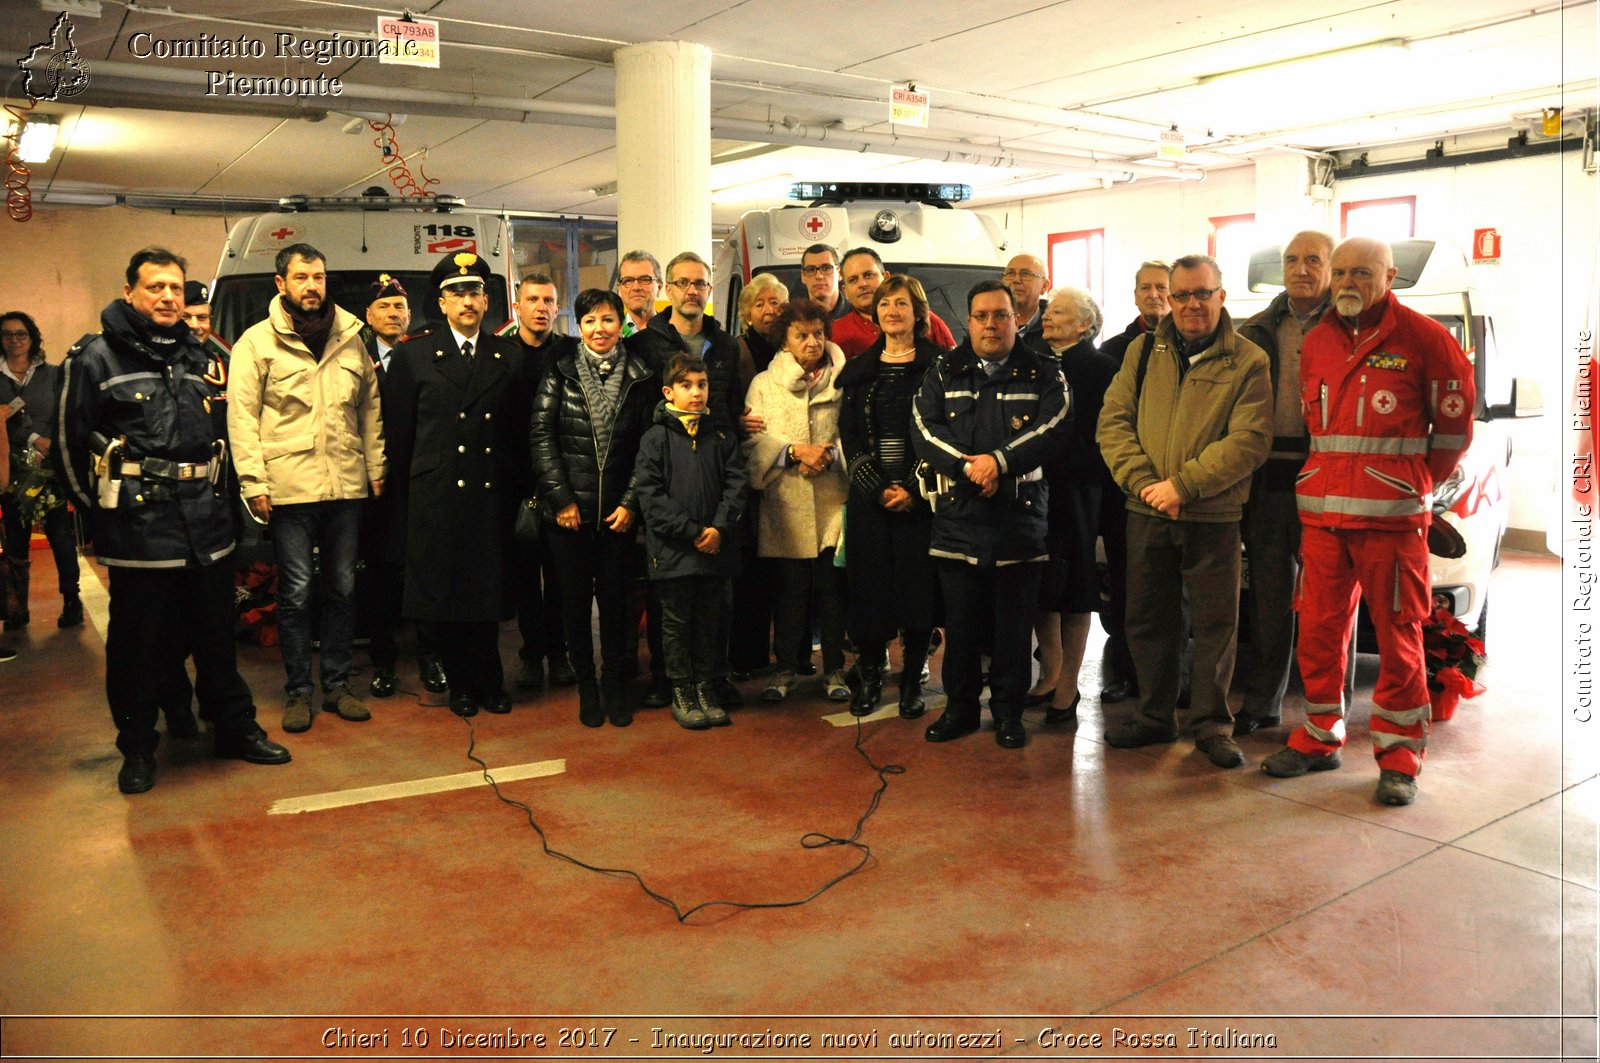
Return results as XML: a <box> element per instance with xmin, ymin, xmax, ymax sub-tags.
<box><xmin>1103</xmin><ymin>719</ymin><xmax>1180</xmax><ymax>748</ymax></box>
<box><xmin>282</xmin><ymin>689</ymin><xmax>313</xmax><ymax>733</ymax></box>
<box><xmin>695</xmin><ymin>682</ymin><xmax>731</xmax><ymax>726</ymax></box>
<box><xmin>823</xmin><ymin>670</ymin><xmax>852</xmax><ymax>701</ymax></box>
<box><xmin>1260</xmin><ymin>746</ymin><xmax>1342</xmax><ymax>778</ymax></box>
<box><xmin>1375</xmin><ymin>769</ymin><xmax>1418</xmax><ymax>806</ymax></box>
<box><xmin>323</xmin><ymin>684</ymin><xmax>371</xmax><ymax>722</ymax></box>
<box><xmin>763</xmin><ymin>670</ymin><xmax>796</xmax><ymax>702</ymax></box>
<box><xmin>670</xmin><ymin>685</ymin><xmax>710</xmax><ymax>730</ymax></box>
<box><xmin>1196</xmin><ymin>734</ymin><xmax>1245</xmax><ymax>769</ymax></box>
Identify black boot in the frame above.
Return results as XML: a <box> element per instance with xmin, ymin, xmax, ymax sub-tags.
<box><xmin>898</xmin><ymin>632</ymin><xmax>929</xmax><ymax>719</ymax></box>
<box><xmin>577</xmin><ymin>679</ymin><xmax>603</xmax><ymax>728</ymax></box>
<box><xmin>603</xmin><ymin>677</ymin><xmax>633</xmax><ymax>727</ymax></box>
<box><xmin>57</xmin><ymin>594</ymin><xmax>83</xmax><ymax>628</ymax></box>
<box><xmin>850</xmin><ymin>662</ymin><xmax>884</xmax><ymax>717</ymax></box>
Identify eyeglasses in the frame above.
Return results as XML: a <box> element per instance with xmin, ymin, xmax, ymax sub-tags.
<box><xmin>1</xmin><ymin>330</ymin><xmax>29</xmax><ymax>340</ymax></box>
<box><xmin>667</xmin><ymin>279</ymin><xmax>711</xmax><ymax>293</ymax></box>
<box><xmin>618</xmin><ymin>275</ymin><xmax>659</xmax><ymax>288</ymax></box>
<box><xmin>1168</xmin><ymin>288</ymin><xmax>1218</xmax><ymax>304</ymax></box>
<box><xmin>800</xmin><ymin>264</ymin><xmax>836</xmax><ymax>278</ymax></box>
<box><xmin>970</xmin><ymin>311</ymin><xmax>1015</xmax><ymax>324</ymax></box>
<box><xmin>1002</xmin><ymin>269</ymin><xmax>1045</xmax><ymax>282</ymax></box>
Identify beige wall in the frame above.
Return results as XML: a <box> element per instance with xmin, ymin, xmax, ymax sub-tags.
<box><xmin>1</xmin><ymin>206</ymin><xmax>231</xmax><ymax>364</ymax></box>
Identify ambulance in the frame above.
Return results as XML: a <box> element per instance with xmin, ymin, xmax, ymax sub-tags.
<box><xmin>208</xmin><ymin>191</ymin><xmax>515</xmax><ymax>344</ymax></box>
<box><xmin>713</xmin><ymin>181</ymin><xmax>1008</xmax><ymax>333</ymax></box>
<box><xmin>1240</xmin><ymin>237</ymin><xmax>1544</xmax><ymax>638</ymax></box>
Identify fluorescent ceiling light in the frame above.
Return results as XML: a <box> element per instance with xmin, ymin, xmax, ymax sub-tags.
<box><xmin>1197</xmin><ymin>38</ymin><xmax>1408</xmax><ymax>86</ymax></box>
<box><xmin>18</xmin><ymin>117</ymin><xmax>59</xmax><ymax>164</ymax></box>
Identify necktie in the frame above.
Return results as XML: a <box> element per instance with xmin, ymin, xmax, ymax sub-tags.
<box><xmin>983</xmin><ymin>359</ymin><xmax>1002</xmax><ymax>378</ymax></box>
<box><xmin>461</xmin><ymin>340</ymin><xmax>473</xmax><ymax>358</ymax></box>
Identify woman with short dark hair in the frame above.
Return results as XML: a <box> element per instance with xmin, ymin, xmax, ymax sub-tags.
<box><xmin>531</xmin><ymin>288</ymin><xmax>660</xmax><ymax>727</ymax></box>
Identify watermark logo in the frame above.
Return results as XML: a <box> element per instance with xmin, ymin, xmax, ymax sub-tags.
<box><xmin>19</xmin><ymin>12</ymin><xmax>91</xmax><ymax>102</ymax></box>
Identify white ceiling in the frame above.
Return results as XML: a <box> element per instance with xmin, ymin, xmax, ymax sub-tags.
<box><xmin>2</xmin><ymin>0</ymin><xmax>1595</xmax><ymax>224</ymax></box>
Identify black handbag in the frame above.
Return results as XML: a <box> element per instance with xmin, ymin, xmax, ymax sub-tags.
<box><xmin>513</xmin><ymin>496</ymin><xmax>541</xmax><ymax>543</ymax></box>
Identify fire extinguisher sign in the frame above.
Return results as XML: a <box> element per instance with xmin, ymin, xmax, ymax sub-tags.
<box><xmin>1472</xmin><ymin>227</ymin><xmax>1501</xmax><ymax>263</ymax></box>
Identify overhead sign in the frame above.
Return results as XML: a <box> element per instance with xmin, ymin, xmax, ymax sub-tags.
<box><xmin>1472</xmin><ymin>227</ymin><xmax>1502</xmax><ymax>263</ymax></box>
<box><xmin>1158</xmin><ymin>128</ymin><xmax>1186</xmax><ymax>161</ymax></box>
<box><xmin>377</xmin><ymin>16</ymin><xmax>440</xmax><ymax>68</ymax></box>
<box><xmin>890</xmin><ymin>85</ymin><xmax>929</xmax><ymax>128</ymax></box>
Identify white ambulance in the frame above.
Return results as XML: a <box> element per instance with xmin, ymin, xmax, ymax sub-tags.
<box><xmin>208</xmin><ymin>192</ymin><xmax>516</xmax><ymax>344</ymax></box>
<box><xmin>1240</xmin><ymin>237</ymin><xmax>1543</xmax><ymax>638</ymax></box>
<box><xmin>713</xmin><ymin>181</ymin><xmax>1008</xmax><ymax>334</ymax></box>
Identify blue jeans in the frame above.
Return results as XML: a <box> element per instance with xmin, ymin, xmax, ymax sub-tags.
<box><xmin>272</xmin><ymin>499</ymin><xmax>362</xmax><ymax>693</ymax></box>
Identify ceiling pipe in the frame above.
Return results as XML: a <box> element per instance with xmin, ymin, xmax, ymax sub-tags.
<box><xmin>75</xmin><ymin>60</ymin><xmax>1201</xmax><ymax>182</ymax></box>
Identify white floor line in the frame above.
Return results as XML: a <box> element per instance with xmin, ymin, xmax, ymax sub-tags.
<box><xmin>76</xmin><ymin>550</ymin><xmax>111</xmax><ymax>643</ymax></box>
<box><xmin>268</xmin><ymin>758</ymin><xmax>567</xmax><ymax>815</ymax></box>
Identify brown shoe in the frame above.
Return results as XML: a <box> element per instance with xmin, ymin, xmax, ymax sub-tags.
<box><xmin>323</xmin><ymin>684</ymin><xmax>371</xmax><ymax>722</ymax></box>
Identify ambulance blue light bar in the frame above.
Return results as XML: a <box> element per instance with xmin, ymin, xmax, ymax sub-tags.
<box><xmin>789</xmin><ymin>181</ymin><xmax>971</xmax><ymax>204</ymax></box>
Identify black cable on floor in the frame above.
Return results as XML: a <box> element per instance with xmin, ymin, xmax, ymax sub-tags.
<box><xmin>461</xmin><ymin>710</ymin><xmax>904</xmax><ymax>924</ymax></box>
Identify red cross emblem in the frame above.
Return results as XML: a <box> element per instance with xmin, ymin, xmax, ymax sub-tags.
<box><xmin>799</xmin><ymin>210</ymin><xmax>831</xmax><ymax>240</ymax></box>
<box><xmin>270</xmin><ymin>226</ymin><xmax>296</xmax><ymax>240</ymax></box>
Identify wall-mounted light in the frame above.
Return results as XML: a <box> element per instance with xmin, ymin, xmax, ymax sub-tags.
<box><xmin>18</xmin><ymin>116</ymin><xmax>59</xmax><ymax>163</ymax></box>
<box><xmin>1197</xmin><ymin>39</ymin><xmax>1408</xmax><ymax>86</ymax></box>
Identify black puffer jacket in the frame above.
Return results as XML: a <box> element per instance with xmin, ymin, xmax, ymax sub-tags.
<box><xmin>626</xmin><ymin>312</ymin><xmax>740</xmax><ymax>429</ymax></box>
<box><xmin>530</xmin><ymin>347</ymin><xmax>659</xmax><ymax>525</ymax></box>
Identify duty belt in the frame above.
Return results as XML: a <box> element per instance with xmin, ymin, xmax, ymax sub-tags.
<box><xmin>117</xmin><ymin>460</ymin><xmax>210</xmax><ymax>480</ymax></box>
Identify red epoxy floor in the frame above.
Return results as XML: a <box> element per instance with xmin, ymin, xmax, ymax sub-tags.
<box><xmin>0</xmin><ymin>550</ymin><xmax>1594</xmax><ymax>1061</ymax></box>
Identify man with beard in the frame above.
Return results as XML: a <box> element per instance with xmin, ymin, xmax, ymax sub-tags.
<box><xmin>230</xmin><ymin>243</ymin><xmax>385</xmax><ymax>734</ymax></box>
<box><xmin>58</xmin><ymin>247</ymin><xmax>292</xmax><ymax>793</ymax></box>
<box><xmin>1262</xmin><ymin>237</ymin><xmax>1474</xmax><ymax>806</ymax></box>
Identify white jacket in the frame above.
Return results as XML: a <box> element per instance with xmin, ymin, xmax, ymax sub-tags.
<box><xmin>744</xmin><ymin>345</ymin><xmax>848</xmax><ymax>559</ymax></box>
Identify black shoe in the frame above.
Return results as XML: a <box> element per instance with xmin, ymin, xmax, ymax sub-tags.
<box><xmin>163</xmin><ymin>706</ymin><xmax>200</xmax><ymax>739</ymax></box>
<box><xmin>118</xmin><ymin>753</ymin><xmax>156</xmax><ymax>794</ymax></box>
<box><xmin>57</xmin><ymin>596</ymin><xmax>84</xmax><ymax>628</ymax></box>
<box><xmin>368</xmin><ymin>667</ymin><xmax>398</xmax><ymax>698</ymax></box>
<box><xmin>215</xmin><ymin>729</ymin><xmax>292</xmax><ymax>765</ymax></box>
<box><xmin>897</xmin><ymin>671</ymin><xmax>926</xmax><ymax>720</ymax></box>
<box><xmin>1022</xmin><ymin>688</ymin><xmax>1055</xmax><ymax>708</ymax></box>
<box><xmin>547</xmin><ymin>656</ymin><xmax>578</xmax><ymax>686</ymax></box>
<box><xmin>1100</xmin><ymin>678</ymin><xmax>1133</xmax><ymax>704</ymax></box>
<box><xmin>850</xmin><ymin>666</ymin><xmax>885</xmax><ymax>717</ymax></box>
<box><xmin>603</xmin><ymin>683</ymin><xmax>633</xmax><ymax>727</ymax></box>
<box><xmin>482</xmin><ymin>692</ymin><xmax>512</xmax><ymax>715</ymax></box>
<box><xmin>1103</xmin><ymin>719</ymin><xmax>1179</xmax><ymax>748</ymax></box>
<box><xmin>1043</xmin><ymin>691</ymin><xmax>1081</xmax><ymax>726</ymax></box>
<box><xmin>711</xmin><ymin>677</ymin><xmax>743</xmax><ymax>707</ymax></box>
<box><xmin>1197</xmin><ymin>734</ymin><xmax>1245</xmax><ymax>769</ymax></box>
<box><xmin>995</xmin><ymin>716</ymin><xmax>1028</xmax><ymax>749</ymax></box>
<box><xmin>730</xmin><ymin>668</ymin><xmax>755</xmax><ymax>682</ymax></box>
<box><xmin>419</xmin><ymin>656</ymin><xmax>448</xmax><ymax>693</ymax></box>
<box><xmin>925</xmin><ymin>711</ymin><xmax>980</xmax><ymax>743</ymax></box>
<box><xmin>449</xmin><ymin>694</ymin><xmax>479</xmax><ymax>718</ymax></box>
<box><xmin>641</xmin><ymin>676</ymin><xmax>672</xmax><ymax>708</ymax></box>
<box><xmin>578</xmin><ymin>680</ymin><xmax>604</xmax><ymax>728</ymax></box>
<box><xmin>1233</xmin><ymin>712</ymin><xmax>1281</xmax><ymax>736</ymax></box>
<box><xmin>797</xmin><ymin>661</ymin><xmax>818</xmax><ymax>676</ymax></box>
<box><xmin>514</xmin><ymin>656</ymin><xmax>543</xmax><ymax>693</ymax></box>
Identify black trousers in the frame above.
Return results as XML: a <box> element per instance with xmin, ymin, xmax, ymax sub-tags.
<box><xmin>435</xmin><ymin>620</ymin><xmax>503</xmax><ymax>704</ymax></box>
<box><xmin>656</xmin><ymin>576</ymin><xmax>723</xmax><ymax>686</ymax></box>
<box><xmin>1099</xmin><ymin>500</ymin><xmax>1135</xmax><ymax>686</ymax></box>
<box><xmin>513</xmin><ymin>536</ymin><xmax>568</xmax><ymax>665</ymax></box>
<box><xmin>360</xmin><ymin>558</ymin><xmax>440</xmax><ymax>669</ymax></box>
<box><xmin>107</xmin><ymin>561</ymin><xmax>257</xmax><ymax>757</ymax></box>
<box><xmin>938</xmin><ymin>558</ymin><xmax>1043</xmax><ymax>724</ymax></box>
<box><xmin>772</xmin><ymin>551</ymin><xmax>845</xmax><ymax>674</ymax></box>
<box><xmin>547</xmin><ymin>525</ymin><xmax>636</xmax><ymax>686</ymax></box>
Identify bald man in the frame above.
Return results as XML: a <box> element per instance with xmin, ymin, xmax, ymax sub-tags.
<box><xmin>1003</xmin><ymin>254</ymin><xmax>1050</xmax><ymax>353</ymax></box>
<box><xmin>1262</xmin><ymin>237</ymin><xmax>1475</xmax><ymax>807</ymax></box>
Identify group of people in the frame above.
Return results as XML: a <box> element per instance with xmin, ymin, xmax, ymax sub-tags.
<box><xmin>12</xmin><ymin>227</ymin><xmax>1473</xmax><ymax>809</ymax></box>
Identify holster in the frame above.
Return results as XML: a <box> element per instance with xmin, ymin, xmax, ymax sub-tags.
<box><xmin>90</xmin><ymin>433</ymin><xmax>123</xmax><ymax>510</ymax></box>
<box><xmin>138</xmin><ymin>457</ymin><xmax>181</xmax><ymax>504</ymax></box>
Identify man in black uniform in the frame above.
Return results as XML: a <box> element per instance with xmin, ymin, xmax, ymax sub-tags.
<box><xmin>383</xmin><ymin>252</ymin><xmax>534</xmax><ymax>717</ymax></box>
<box><xmin>912</xmin><ymin>280</ymin><xmax>1070</xmax><ymax>749</ymax></box>
<box><xmin>58</xmin><ymin>247</ymin><xmax>291</xmax><ymax>794</ymax></box>
<box><xmin>357</xmin><ymin>275</ymin><xmax>447</xmax><ymax>698</ymax></box>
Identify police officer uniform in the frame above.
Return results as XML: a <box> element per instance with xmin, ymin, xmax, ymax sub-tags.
<box><xmin>383</xmin><ymin>253</ymin><xmax>535</xmax><ymax>716</ymax></box>
<box><xmin>59</xmin><ymin>286</ymin><xmax>290</xmax><ymax>794</ymax></box>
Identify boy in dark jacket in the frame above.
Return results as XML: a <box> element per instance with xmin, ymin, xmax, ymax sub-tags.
<box><xmin>634</xmin><ymin>355</ymin><xmax>749</xmax><ymax>729</ymax></box>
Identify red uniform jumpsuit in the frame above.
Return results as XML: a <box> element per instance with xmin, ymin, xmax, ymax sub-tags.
<box><xmin>1293</xmin><ymin>290</ymin><xmax>1475</xmax><ymax>777</ymax></box>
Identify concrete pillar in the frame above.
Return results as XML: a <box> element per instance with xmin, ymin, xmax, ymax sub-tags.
<box><xmin>615</xmin><ymin>41</ymin><xmax>712</xmax><ymax>274</ymax></box>
<box><xmin>1253</xmin><ymin>151</ymin><xmax>1334</xmax><ymax>243</ymax></box>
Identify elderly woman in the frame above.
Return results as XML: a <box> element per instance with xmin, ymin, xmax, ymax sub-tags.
<box><xmin>727</xmin><ymin>272</ymin><xmax>790</xmax><ymax>679</ymax></box>
<box><xmin>531</xmin><ymin>288</ymin><xmax>660</xmax><ymax>728</ymax></box>
<box><xmin>744</xmin><ymin>298</ymin><xmax>850</xmax><ymax>702</ymax></box>
<box><xmin>836</xmin><ymin>275</ymin><xmax>947</xmax><ymax>719</ymax></box>
<box><xmin>1027</xmin><ymin>287</ymin><xmax>1120</xmax><ymax>725</ymax></box>
<box><xmin>1</xmin><ymin>311</ymin><xmax>81</xmax><ymax>630</ymax></box>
